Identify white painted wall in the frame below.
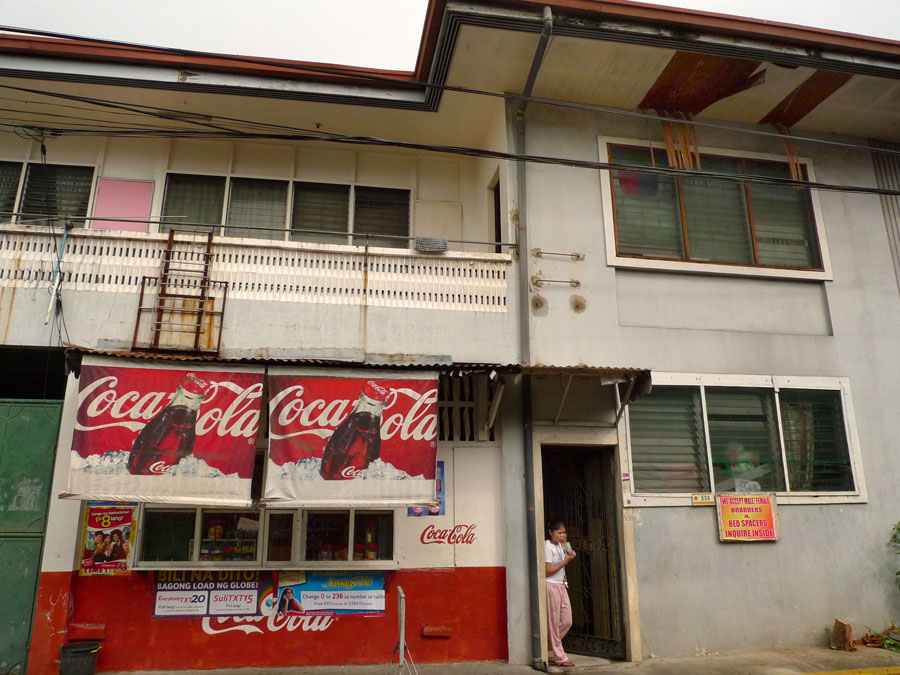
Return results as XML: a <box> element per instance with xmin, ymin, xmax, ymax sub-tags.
<box><xmin>40</xmin><ymin>374</ymin><xmax>82</xmax><ymax>573</ymax></box>
<box><xmin>396</xmin><ymin>443</ymin><xmax>504</xmax><ymax>569</ymax></box>
<box><xmin>518</xmin><ymin>103</ymin><xmax>900</xmax><ymax>657</ymax></box>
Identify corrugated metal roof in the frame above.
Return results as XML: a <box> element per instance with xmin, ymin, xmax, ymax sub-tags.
<box><xmin>65</xmin><ymin>347</ymin><xmax>652</xmax><ymax>379</ymax></box>
<box><xmin>524</xmin><ymin>364</ymin><xmax>650</xmax><ymax>378</ymax></box>
<box><xmin>65</xmin><ymin>345</ymin><xmax>517</xmax><ymax>371</ymax></box>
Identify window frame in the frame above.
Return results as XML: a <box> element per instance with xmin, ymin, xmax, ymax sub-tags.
<box><xmin>622</xmin><ymin>373</ymin><xmax>865</xmax><ymax>507</ymax></box>
<box><xmin>0</xmin><ymin>157</ymin><xmax>98</xmax><ymax>227</ymax></box>
<box><xmin>598</xmin><ymin>137</ymin><xmax>833</xmax><ymax>281</ymax></box>
<box><xmin>133</xmin><ymin>504</ymin><xmax>400</xmax><ymax>570</ymax></box>
<box><xmin>158</xmin><ymin>169</ymin><xmax>413</xmax><ymax>249</ymax></box>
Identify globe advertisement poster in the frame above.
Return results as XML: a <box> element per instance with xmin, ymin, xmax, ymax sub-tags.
<box><xmin>265</xmin><ymin>368</ymin><xmax>439</xmax><ymax>506</ymax></box>
<box><xmin>153</xmin><ymin>571</ymin><xmax>275</xmax><ymax>617</ymax></box>
<box><xmin>65</xmin><ymin>356</ymin><xmax>264</xmax><ymax>506</ymax></box>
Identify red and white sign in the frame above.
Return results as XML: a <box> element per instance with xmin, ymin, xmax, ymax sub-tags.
<box><xmin>420</xmin><ymin>523</ymin><xmax>477</xmax><ymax>545</ymax></box>
<box><xmin>65</xmin><ymin>357</ymin><xmax>264</xmax><ymax>505</ymax></box>
<box><xmin>265</xmin><ymin>368</ymin><xmax>438</xmax><ymax>506</ymax></box>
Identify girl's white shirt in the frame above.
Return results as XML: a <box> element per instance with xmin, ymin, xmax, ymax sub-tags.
<box><xmin>545</xmin><ymin>539</ymin><xmax>567</xmax><ymax>584</ymax></box>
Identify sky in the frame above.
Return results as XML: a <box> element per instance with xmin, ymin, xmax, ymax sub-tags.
<box><xmin>3</xmin><ymin>0</ymin><xmax>899</xmax><ymax>71</ymax></box>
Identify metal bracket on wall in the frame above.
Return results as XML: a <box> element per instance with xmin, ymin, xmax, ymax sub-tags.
<box><xmin>531</xmin><ymin>248</ymin><xmax>584</xmax><ymax>261</ymax></box>
<box><xmin>531</xmin><ymin>275</ymin><xmax>581</xmax><ymax>288</ymax></box>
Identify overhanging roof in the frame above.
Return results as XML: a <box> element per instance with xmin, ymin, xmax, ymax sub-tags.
<box><xmin>2</xmin><ymin>0</ymin><xmax>900</xmax><ymax>141</ymax></box>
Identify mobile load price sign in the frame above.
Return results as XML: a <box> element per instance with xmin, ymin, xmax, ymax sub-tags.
<box><xmin>265</xmin><ymin>368</ymin><xmax>438</xmax><ymax>507</ymax></box>
<box><xmin>64</xmin><ymin>356</ymin><xmax>264</xmax><ymax>506</ymax></box>
<box><xmin>276</xmin><ymin>571</ymin><xmax>385</xmax><ymax>616</ymax></box>
<box><xmin>716</xmin><ymin>493</ymin><xmax>779</xmax><ymax>542</ymax></box>
<box><xmin>79</xmin><ymin>502</ymin><xmax>137</xmax><ymax>576</ymax></box>
<box><xmin>154</xmin><ymin>571</ymin><xmax>275</xmax><ymax>617</ymax></box>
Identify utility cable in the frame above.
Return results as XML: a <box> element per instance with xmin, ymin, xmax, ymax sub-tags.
<box><xmin>3</xmin><ymin>82</ymin><xmax>900</xmax><ymax>199</ymax></box>
<box><xmin>3</xmin><ymin>112</ymin><xmax>900</xmax><ymax>199</ymax></box>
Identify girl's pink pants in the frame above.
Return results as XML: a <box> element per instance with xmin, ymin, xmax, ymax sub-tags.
<box><xmin>547</xmin><ymin>581</ymin><xmax>573</xmax><ymax>663</ymax></box>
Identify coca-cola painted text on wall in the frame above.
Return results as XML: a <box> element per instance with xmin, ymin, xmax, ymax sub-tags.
<box><xmin>65</xmin><ymin>357</ymin><xmax>264</xmax><ymax>506</ymax></box>
<box><xmin>266</xmin><ymin>369</ymin><xmax>438</xmax><ymax>506</ymax></box>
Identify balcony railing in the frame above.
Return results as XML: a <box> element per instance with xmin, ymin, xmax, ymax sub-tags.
<box><xmin>0</xmin><ymin>226</ymin><xmax>511</xmax><ymax>313</ymax></box>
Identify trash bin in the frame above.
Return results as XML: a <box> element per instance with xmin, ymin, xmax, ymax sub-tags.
<box><xmin>59</xmin><ymin>642</ymin><xmax>101</xmax><ymax>675</ymax></box>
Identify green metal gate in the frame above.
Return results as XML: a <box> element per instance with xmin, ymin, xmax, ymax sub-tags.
<box><xmin>0</xmin><ymin>400</ymin><xmax>62</xmax><ymax>675</ymax></box>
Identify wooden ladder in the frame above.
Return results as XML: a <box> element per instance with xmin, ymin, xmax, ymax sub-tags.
<box><xmin>133</xmin><ymin>229</ymin><xmax>226</xmax><ymax>354</ymax></box>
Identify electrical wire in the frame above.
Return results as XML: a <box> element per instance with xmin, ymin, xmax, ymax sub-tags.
<box><xmin>0</xmin><ymin>105</ymin><xmax>207</xmax><ymax>131</ymax></box>
<box><xmin>7</xmin><ymin>115</ymin><xmax>900</xmax><ymax>198</ymax></box>
<box><xmin>1</xmin><ymin>66</ymin><xmax>900</xmax><ymax>198</ymax></box>
<box><xmin>3</xmin><ymin>23</ymin><xmax>900</xmax><ymax>159</ymax></box>
<box><xmin>1</xmin><ymin>211</ymin><xmax>517</xmax><ymax>247</ymax></box>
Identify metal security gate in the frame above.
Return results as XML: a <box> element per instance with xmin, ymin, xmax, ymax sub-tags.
<box><xmin>542</xmin><ymin>445</ymin><xmax>625</xmax><ymax>659</ymax></box>
<box><xmin>0</xmin><ymin>400</ymin><xmax>62</xmax><ymax>675</ymax></box>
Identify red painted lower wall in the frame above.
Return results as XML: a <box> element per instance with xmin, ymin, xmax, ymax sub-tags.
<box><xmin>30</xmin><ymin>567</ymin><xmax>508</xmax><ymax>673</ymax></box>
<box><xmin>29</xmin><ymin>571</ymin><xmax>74</xmax><ymax>675</ymax></box>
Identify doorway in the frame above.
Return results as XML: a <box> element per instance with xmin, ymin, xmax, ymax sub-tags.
<box><xmin>542</xmin><ymin>445</ymin><xmax>625</xmax><ymax>660</ymax></box>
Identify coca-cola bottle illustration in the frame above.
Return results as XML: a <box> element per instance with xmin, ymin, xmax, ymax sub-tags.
<box><xmin>126</xmin><ymin>373</ymin><xmax>210</xmax><ymax>475</ymax></box>
<box><xmin>319</xmin><ymin>381</ymin><xmax>388</xmax><ymax>480</ymax></box>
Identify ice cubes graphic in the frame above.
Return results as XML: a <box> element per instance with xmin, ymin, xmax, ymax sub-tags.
<box><xmin>276</xmin><ymin>457</ymin><xmax>421</xmax><ymax>480</ymax></box>
<box><xmin>70</xmin><ymin>450</ymin><xmax>236</xmax><ymax>478</ymax></box>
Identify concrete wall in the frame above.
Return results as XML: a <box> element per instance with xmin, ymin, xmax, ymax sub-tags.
<box><xmin>519</xmin><ymin>103</ymin><xmax>900</xmax><ymax>656</ymax></box>
<box><xmin>0</xmin><ymin>133</ymin><xmax>517</xmax><ymax>364</ymax></box>
<box><xmin>0</xmin><ymin>135</ymin><xmax>502</xmax><ymax>245</ymax></box>
<box><xmin>0</xmin><ymin>286</ymin><xmax>515</xmax><ymax>365</ymax></box>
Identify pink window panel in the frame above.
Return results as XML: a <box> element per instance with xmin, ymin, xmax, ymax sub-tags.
<box><xmin>92</xmin><ymin>178</ymin><xmax>154</xmax><ymax>232</ymax></box>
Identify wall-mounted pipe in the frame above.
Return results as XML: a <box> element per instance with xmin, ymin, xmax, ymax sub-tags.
<box><xmin>515</xmin><ymin>5</ymin><xmax>553</xmax><ymax>672</ymax></box>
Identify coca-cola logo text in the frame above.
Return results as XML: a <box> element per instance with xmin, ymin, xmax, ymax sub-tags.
<box><xmin>420</xmin><ymin>523</ymin><xmax>477</xmax><ymax>545</ymax></box>
<box><xmin>149</xmin><ymin>461</ymin><xmax>173</xmax><ymax>475</ymax></box>
<box><xmin>340</xmin><ymin>466</ymin><xmax>364</xmax><ymax>479</ymax></box>
<box><xmin>76</xmin><ymin>375</ymin><xmax>262</xmax><ymax>439</ymax></box>
<box><xmin>201</xmin><ymin>611</ymin><xmax>335</xmax><ymax>636</ymax></box>
<box><xmin>269</xmin><ymin>385</ymin><xmax>436</xmax><ymax>443</ymax></box>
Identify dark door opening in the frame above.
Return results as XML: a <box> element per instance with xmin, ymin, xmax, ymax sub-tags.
<box><xmin>542</xmin><ymin>445</ymin><xmax>625</xmax><ymax>660</ymax></box>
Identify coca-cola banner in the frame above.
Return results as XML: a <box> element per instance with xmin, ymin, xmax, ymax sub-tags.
<box><xmin>265</xmin><ymin>368</ymin><xmax>438</xmax><ymax>506</ymax></box>
<box><xmin>65</xmin><ymin>357</ymin><xmax>264</xmax><ymax>506</ymax></box>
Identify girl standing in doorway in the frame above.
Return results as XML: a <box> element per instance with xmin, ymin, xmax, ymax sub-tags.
<box><xmin>545</xmin><ymin>520</ymin><xmax>576</xmax><ymax>667</ymax></box>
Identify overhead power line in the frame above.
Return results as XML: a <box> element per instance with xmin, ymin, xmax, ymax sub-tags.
<box><xmin>3</xmin><ymin>118</ymin><xmax>900</xmax><ymax>199</ymax></box>
<box><xmin>1</xmin><ymin>64</ymin><xmax>899</xmax><ymax>199</ymax></box>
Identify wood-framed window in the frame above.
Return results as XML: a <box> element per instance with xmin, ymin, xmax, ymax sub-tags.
<box><xmin>160</xmin><ymin>173</ymin><xmax>410</xmax><ymax>247</ymax></box>
<box><xmin>135</xmin><ymin>505</ymin><xmax>396</xmax><ymax>569</ymax></box>
<box><xmin>603</xmin><ymin>142</ymin><xmax>828</xmax><ymax>278</ymax></box>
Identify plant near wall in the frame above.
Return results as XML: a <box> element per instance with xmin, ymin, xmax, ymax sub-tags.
<box><xmin>891</xmin><ymin>521</ymin><xmax>900</xmax><ymax>592</ymax></box>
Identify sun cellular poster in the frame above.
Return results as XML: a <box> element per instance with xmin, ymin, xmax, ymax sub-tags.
<box><xmin>276</xmin><ymin>571</ymin><xmax>386</xmax><ymax>615</ymax></box>
<box><xmin>79</xmin><ymin>502</ymin><xmax>137</xmax><ymax>576</ymax></box>
<box><xmin>265</xmin><ymin>369</ymin><xmax>438</xmax><ymax>506</ymax></box>
<box><xmin>65</xmin><ymin>357</ymin><xmax>263</xmax><ymax>506</ymax></box>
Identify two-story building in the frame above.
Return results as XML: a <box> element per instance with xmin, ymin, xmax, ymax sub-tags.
<box><xmin>2</xmin><ymin>0</ymin><xmax>900</xmax><ymax>673</ymax></box>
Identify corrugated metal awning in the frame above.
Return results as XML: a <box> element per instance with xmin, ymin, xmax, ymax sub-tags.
<box><xmin>523</xmin><ymin>364</ymin><xmax>653</xmax><ymax>425</ymax></box>
<box><xmin>523</xmin><ymin>364</ymin><xmax>650</xmax><ymax>380</ymax></box>
<box><xmin>65</xmin><ymin>345</ymin><xmax>514</xmax><ymax>372</ymax></box>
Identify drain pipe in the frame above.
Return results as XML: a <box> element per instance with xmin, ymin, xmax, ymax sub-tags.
<box><xmin>515</xmin><ymin>6</ymin><xmax>553</xmax><ymax>672</ymax></box>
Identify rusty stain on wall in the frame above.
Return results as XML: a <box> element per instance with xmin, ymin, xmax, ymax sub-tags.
<box><xmin>1</xmin><ymin>253</ymin><xmax>21</xmax><ymax>343</ymax></box>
